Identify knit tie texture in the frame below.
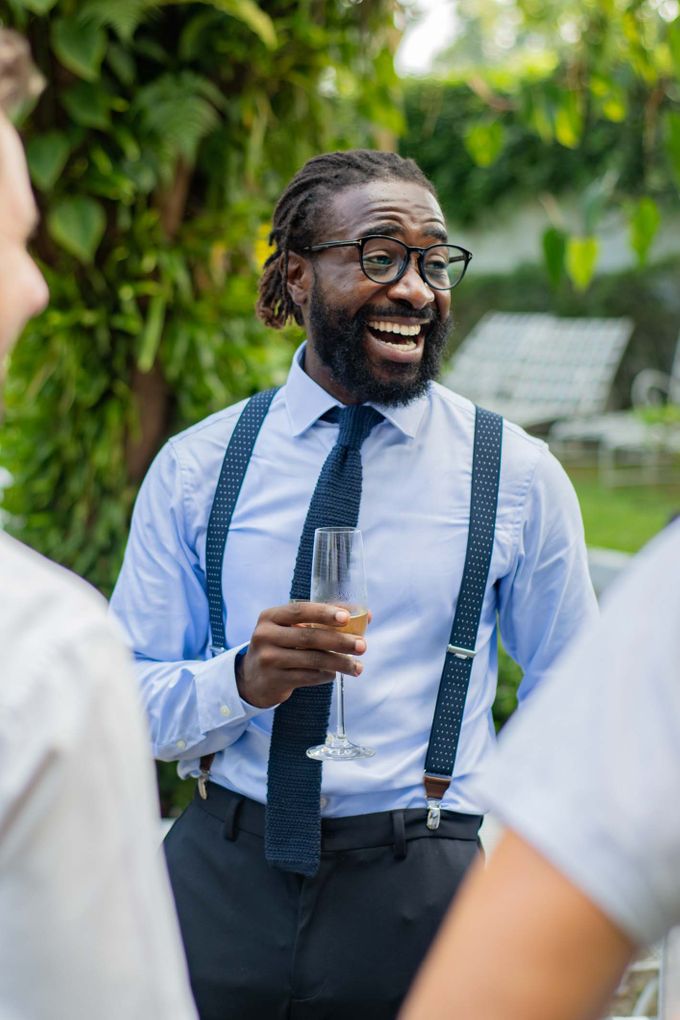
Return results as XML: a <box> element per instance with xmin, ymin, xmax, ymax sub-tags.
<box><xmin>265</xmin><ymin>403</ymin><xmax>383</xmax><ymax>875</ymax></box>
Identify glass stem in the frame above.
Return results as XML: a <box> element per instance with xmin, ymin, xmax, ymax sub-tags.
<box><xmin>335</xmin><ymin>674</ymin><xmax>347</xmax><ymax>741</ymax></box>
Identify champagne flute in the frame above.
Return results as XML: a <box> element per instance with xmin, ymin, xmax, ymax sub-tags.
<box><xmin>306</xmin><ymin>527</ymin><xmax>375</xmax><ymax>761</ymax></box>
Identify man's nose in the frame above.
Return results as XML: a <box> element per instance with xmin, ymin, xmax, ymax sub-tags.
<box><xmin>385</xmin><ymin>257</ymin><xmax>435</xmax><ymax>310</ymax></box>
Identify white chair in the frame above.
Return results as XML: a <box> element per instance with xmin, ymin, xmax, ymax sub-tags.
<box><xmin>443</xmin><ymin>312</ymin><xmax>634</xmax><ymax>431</ymax></box>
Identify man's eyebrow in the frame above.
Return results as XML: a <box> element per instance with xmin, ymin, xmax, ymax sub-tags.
<box><xmin>363</xmin><ymin>221</ymin><xmax>448</xmax><ymax>243</ymax></box>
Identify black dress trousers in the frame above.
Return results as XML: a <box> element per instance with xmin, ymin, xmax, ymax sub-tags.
<box><xmin>164</xmin><ymin>786</ymin><xmax>482</xmax><ymax>1020</ymax></box>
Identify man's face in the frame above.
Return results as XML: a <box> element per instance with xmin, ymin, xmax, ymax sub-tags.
<box><xmin>0</xmin><ymin>113</ymin><xmax>48</xmax><ymax>362</ymax></box>
<box><xmin>294</xmin><ymin>179</ymin><xmax>453</xmax><ymax>405</ymax></box>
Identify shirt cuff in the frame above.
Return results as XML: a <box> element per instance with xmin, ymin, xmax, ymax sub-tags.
<box><xmin>193</xmin><ymin>641</ymin><xmax>271</xmax><ymax>736</ymax></box>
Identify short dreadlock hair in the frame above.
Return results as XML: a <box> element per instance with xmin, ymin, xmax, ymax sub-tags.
<box><xmin>256</xmin><ymin>149</ymin><xmax>437</xmax><ymax>329</ymax></box>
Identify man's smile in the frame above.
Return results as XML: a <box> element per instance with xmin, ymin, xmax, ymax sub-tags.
<box><xmin>364</xmin><ymin>309</ymin><xmax>433</xmax><ymax>361</ymax></box>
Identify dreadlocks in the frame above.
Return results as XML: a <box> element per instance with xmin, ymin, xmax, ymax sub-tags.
<box><xmin>256</xmin><ymin>150</ymin><xmax>436</xmax><ymax>329</ymax></box>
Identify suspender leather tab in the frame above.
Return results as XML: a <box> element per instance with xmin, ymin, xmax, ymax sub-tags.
<box><xmin>198</xmin><ymin>759</ymin><xmax>212</xmax><ymax>800</ymax></box>
<box><xmin>424</xmin><ymin>773</ymin><xmax>451</xmax><ymax>830</ymax></box>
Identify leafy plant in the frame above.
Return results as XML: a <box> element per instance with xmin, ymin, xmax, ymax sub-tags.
<box><xmin>401</xmin><ymin>1</ymin><xmax>680</xmax><ymax>291</ymax></box>
<box><xmin>0</xmin><ymin>0</ymin><xmax>404</xmax><ymax>596</ymax></box>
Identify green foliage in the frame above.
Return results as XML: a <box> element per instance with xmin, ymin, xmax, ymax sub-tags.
<box><xmin>0</xmin><ymin>0</ymin><xmax>404</xmax><ymax>597</ymax></box>
<box><xmin>628</xmin><ymin>196</ymin><xmax>661</xmax><ymax>266</ymax></box>
<box><xmin>401</xmin><ymin>0</ymin><xmax>680</xmax><ymax>287</ymax></box>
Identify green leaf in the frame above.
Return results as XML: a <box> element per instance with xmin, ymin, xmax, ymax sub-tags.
<box><xmin>628</xmin><ymin>197</ymin><xmax>661</xmax><ymax>266</ymax></box>
<box><xmin>80</xmin><ymin>0</ymin><xmax>149</xmax><ymax>43</ymax></box>
<box><xmin>132</xmin><ymin>72</ymin><xmax>221</xmax><ymax>165</ymax></box>
<box><xmin>565</xmin><ymin>236</ymin><xmax>599</xmax><ymax>292</ymax></box>
<box><xmin>664</xmin><ymin>110</ymin><xmax>680</xmax><ymax>188</ymax></box>
<box><xmin>62</xmin><ymin>82</ymin><xmax>111</xmax><ymax>130</ymax></box>
<box><xmin>107</xmin><ymin>42</ymin><xmax>136</xmax><ymax>86</ymax></box>
<box><xmin>26</xmin><ymin>132</ymin><xmax>71</xmax><ymax>192</ymax></box>
<box><xmin>669</xmin><ymin>18</ymin><xmax>680</xmax><ymax>79</ymax></box>
<box><xmin>158</xmin><ymin>0</ymin><xmax>277</xmax><ymax>50</ymax></box>
<box><xmin>542</xmin><ymin>227</ymin><xmax>566</xmax><ymax>289</ymax></box>
<box><xmin>554</xmin><ymin>92</ymin><xmax>583</xmax><ymax>149</ymax></box>
<box><xmin>462</xmin><ymin>120</ymin><xmax>504</xmax><ymax>168</ymax></box>
<box><xmin>21</xmin><ymin>0</ymin><xmax>58</xmax><ymax>11</ymax></box>
<box><xmin>51</xmin><ymin>17</ymin><xmax>107</xmax><ymax>82</ymax></box>
<box><xmin>47</xmin><ymin>197</ymin><xmax>106</xmax><ymax>264</ymax></box>
<box><xmin>137</xmin><ymin>294</ymin><xmax>167</xmax><ymax>372</ymax></box>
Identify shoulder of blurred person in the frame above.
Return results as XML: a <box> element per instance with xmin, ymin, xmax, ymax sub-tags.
<box><xmin>0</xmin><ymin>530</ymin><xmax>197</xmax><ymax>1018</ymax></box>
<box><xmin>401</xmin><ymin>520</ymin><xmax>680</xmax><ymax>1020</ymax></box>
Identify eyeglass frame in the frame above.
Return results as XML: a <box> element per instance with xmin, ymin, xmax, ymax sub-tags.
<box><xmin>299</xmin><ymin>234</ymin><xmax>473</xmax><ymax>291</ymax></box>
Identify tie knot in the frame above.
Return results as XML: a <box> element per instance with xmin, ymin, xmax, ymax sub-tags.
<box><xmin>334</xmin><ymin>404</ymin><xmax>383</xmax><ymax>450</ymax></box>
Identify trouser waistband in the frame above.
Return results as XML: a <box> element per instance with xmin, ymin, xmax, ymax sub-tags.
<box><xmin>194</xmin><ymin>782</ymin><xmax>482</xmax><ymax>854</ymax></box>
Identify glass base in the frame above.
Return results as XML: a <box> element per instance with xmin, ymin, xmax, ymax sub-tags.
<box><xmin>306</xmin><ymin>734</ymin><xmax>376</xmax><ymax>761</ymax></box>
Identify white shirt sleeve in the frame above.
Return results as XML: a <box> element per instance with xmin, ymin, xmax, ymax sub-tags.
<box><xmin>0</xmin><ymin>539</ymin><xmax>197</xmax><ymax>1019</ymax></box>
<box><xmin>475</xmin><ymin>519</ymin><xmax>680</xmax><ymax>947</ymax></box>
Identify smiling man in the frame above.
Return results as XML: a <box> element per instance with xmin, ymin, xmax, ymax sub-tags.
<box><xmin>111</xmin><ymin>149</ymin><xmax>597</xmax><ymax>1020</ymax></box>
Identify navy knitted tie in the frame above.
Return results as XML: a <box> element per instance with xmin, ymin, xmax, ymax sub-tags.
<box><xmin>265</xmin><ymin>403</ymin><xmax>383</xmax><ymax>875</ymax></box>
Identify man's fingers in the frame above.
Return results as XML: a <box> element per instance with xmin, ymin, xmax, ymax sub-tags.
<box><xmin>257</xmin><ymin>616</ymin><xmax>366</xmax><ymax>655</ymax></box>
<box><xmin>258</xmin><ymin>645</ymin><xmax>363</xmax><ymax>677</ymax></box>
<box><xmin>270</xmin><ymin>601</ymin><xmax>351</xmax><ymax>628</ymax></box>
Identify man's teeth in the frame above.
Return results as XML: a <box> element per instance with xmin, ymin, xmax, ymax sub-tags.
<box><xmin>368</xmin><ymin>320</ymin><xmax>422</xmax><ymax>337</ymax></box>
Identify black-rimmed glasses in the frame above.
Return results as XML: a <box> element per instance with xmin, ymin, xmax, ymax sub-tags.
<box><xmin>300</xmin><ymin>234</ymin><xmax>473</xmax><ymax>290</ymax></box>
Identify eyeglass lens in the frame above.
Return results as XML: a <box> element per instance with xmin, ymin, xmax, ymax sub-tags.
<box><xmin>360</xmin><ymin>237</ymin><xmax>467</xmax><ymax>289</ymax></box>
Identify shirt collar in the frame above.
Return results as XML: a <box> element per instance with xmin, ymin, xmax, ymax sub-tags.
<box><xmin>284</xmin><ymin>342</ymin><xmax>428</xmax><ymax>440</ymax></box>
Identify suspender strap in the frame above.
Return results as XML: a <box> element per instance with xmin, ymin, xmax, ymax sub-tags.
<box><xmin>423</xmin><ymin>406</ymin><xmax>503</xmax><ymax>829</ymax></box>
<box><xmin>199</xmin><ymin>386</ymin><xmax>279</xmax><ymax>796</ymax></box>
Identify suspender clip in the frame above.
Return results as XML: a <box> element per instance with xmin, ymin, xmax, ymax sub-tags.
<box><xmin>210</xmin><ymin>644</ymin><xmax>225</xmax><ymax>657</ymax></box>
<box><xmin>426</xmin><ymin>798</ymin><xmax>442</xmax><ymax>830</ymax></box>
<box><xmin>197</xmin><ymin>770</ymin><xmax>210</xmax><ymax>800</ymax></box>
<box><xmin>447</xmin><ymin>644</ymin><xmax>476</xmax><ymax>659</ymax></box>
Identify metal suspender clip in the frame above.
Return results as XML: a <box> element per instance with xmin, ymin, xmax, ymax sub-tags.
<box><xmin>210</xmin><ymin>644</ymin><xmax>225</xmax><ymax>657</ymax></box>
<box><xmin>447</xmin><ymin>644</ymin><xmax>476</xmax><ymax>659</ymax></box>
<box><xmin>197</xmin><ymin>770</ymin><xmax>210</xmax><ymax>800</ymax></box>
<box><xmin>198</xmin><ymin>754</ymin><xmax>215</xmax><ymax>800</ymax></box>
<box><xmin>424</xmin><ymin>774</ymin><xmax>451</xmax><ymax>831</ymax></box>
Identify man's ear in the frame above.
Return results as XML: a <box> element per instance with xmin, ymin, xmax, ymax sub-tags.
<box><xmin>286</xmin><ymin>252</ymin><xmax>313</xmax><ymax>312</ymax></box>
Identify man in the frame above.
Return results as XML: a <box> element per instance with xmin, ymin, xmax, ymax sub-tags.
<box><xmin>0</xmin><ymin>30</ymin><xmax>197</xmax><ymax>1019</ymax></box>
<box><xmin>111</xmin><ymin>148</ymin><xmax>597</xmax><ymax>1019</ymax></box>
<box><xmin>401</xmin><ymin>518</ymin><xmax>680</xmax><ymax>1020</ymax></box>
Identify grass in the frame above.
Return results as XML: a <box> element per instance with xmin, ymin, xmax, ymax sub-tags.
<box><xmin>567</xmin><ymin>465</ymin><xmax>680</xmax><ymax>553</ymax></box>
<box><xmin>495</xmin><ymin>463</ymin><xmax>680</xmax><ymax>726</ymax></box>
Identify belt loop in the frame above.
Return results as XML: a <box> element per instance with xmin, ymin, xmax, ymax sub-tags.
<box><xmin>392</xmin><ymin>810</ymin><xmax>407</xmax><ymax>861</ymax></box>
<box><xmin>221</xmin><ymin>794</ymin><xmax>243</xmax><ymax>842</ymax></box>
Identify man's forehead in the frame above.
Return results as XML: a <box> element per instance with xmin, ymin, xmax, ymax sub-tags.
<box><xmin>325</xmin><ymin>179</ymin><xmax>446</xmax><ymax>238</ymax></box>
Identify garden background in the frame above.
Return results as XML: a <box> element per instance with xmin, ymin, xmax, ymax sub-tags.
<box><xmin>1</xmin><ymin>0</ymin><xmax>679</xmax><ymax>813</ymax></box>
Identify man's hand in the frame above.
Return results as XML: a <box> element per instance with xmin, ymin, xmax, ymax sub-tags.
<box><xmin>237</xmin><ymin>601</ymin><xmax>367</xmax><ymax>709</ymax></box>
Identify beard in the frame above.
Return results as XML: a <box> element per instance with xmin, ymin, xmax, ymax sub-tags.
<box><xmin>307</xmin><ymin>278</ymin><xmax>453</xmax><ymax>407</ymax></box>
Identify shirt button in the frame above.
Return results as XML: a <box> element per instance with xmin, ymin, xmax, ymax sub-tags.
<box><xmin>220</xmin><ymin>705</ymin><xmax>231</xmax><ymax>718</ymax></box>
<box><xmin>176</xmin><ymin>739</ymin><xmax>186</xmax><ymax>750</ymax></box>
<box><xmin>320</xmin><ymin>797</ymin><xmax>328</xmax><ymax>809</ymax></box>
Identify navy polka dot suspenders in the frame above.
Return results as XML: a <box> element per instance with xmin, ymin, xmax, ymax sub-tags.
<box><xmin>424</xmin><ymin>407</ymin><xmax>503</xmax><ymax>828</ymax></box>
<box><xmin>200</xmin><ymin>391</ymin><xmax>503</xmax><ymax>826</ymax></box>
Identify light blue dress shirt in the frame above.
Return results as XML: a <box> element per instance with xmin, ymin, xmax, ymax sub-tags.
<box><xmin>110</xmin><ymin>344</ymin><xmax>597</xmax><ymax>817</ymax></box>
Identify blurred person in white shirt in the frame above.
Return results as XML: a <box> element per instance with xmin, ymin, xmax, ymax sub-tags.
<box><xmin>402</xmin><ymin>516</ymin><xmax>680</xmax><ymax>1020</ymax></box>
<box><xmin>0</xmin><ymin>29</ymin><xmax>197</xmax><ymax>1020</ymax></box>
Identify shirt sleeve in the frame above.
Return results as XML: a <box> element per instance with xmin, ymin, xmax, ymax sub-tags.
<box><xmin>497</xmin><ymin>445</ymin><xmax>598</xmax><ymax>702</ymax></box>
<box><xmin>477</xmin><ymin>521</ymin><xmax>680</xmax><ymax>947</ymax></box>
<box><xmin>110</xmin><ymin>441</ymin><xmax>268</xmax><ymax>763</ymax></box>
